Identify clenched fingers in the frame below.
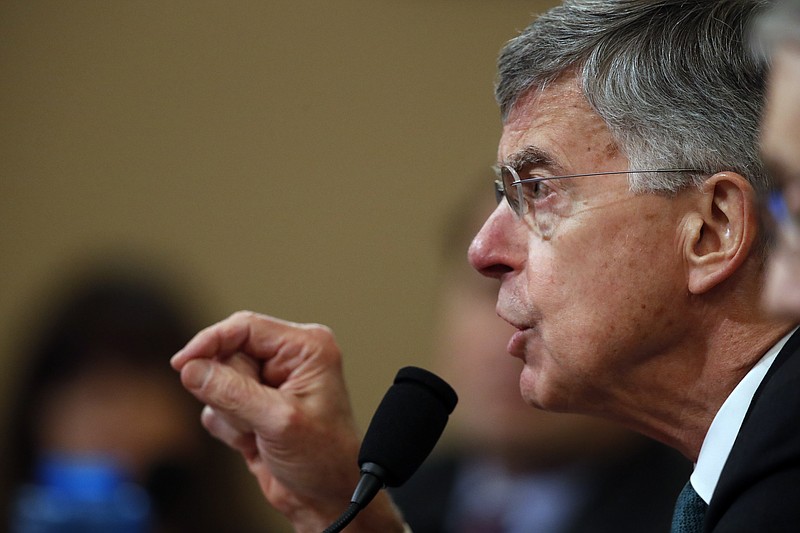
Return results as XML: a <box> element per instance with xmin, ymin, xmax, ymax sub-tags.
<box><xmin>170</xmin><ymin>311</ymin><xmax>340</xmax><ymax>388</ymax></box>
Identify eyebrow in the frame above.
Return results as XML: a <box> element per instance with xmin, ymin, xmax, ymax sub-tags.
<box><xmin>497</xmin><ymin>146</ymin><xmax>565</xmax><ymax>176</ymax></box>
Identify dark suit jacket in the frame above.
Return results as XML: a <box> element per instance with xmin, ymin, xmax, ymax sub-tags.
<box><xmin>390</xmin><ymin>436</ymin><xmax>690</xmax><ymax>533</ymax></box>
<box><xmin>705</xmin><ymin>327</ymin><xmax>800</xmax><ymax>532</ymax></box>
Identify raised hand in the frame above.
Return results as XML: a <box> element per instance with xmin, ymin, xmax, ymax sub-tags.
<box><xmin>170</xmin><ymin>311</ymin><xmax>405</xmax><ymax>533</ymax></box>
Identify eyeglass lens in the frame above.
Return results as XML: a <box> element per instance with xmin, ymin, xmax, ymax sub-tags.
<box><xmin>500</xmin><ymin>166</ymin><xmax>523</xmax><ymax>216</ymax></box>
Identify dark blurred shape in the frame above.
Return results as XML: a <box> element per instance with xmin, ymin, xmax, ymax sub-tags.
<box><xmin>2</xmin><ymin>263</ymin><xmax>267</xmax><ymax>532</ymax></box>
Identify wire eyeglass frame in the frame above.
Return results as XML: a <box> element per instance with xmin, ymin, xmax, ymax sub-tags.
<box><xmin>494</xmin><ymin>165</ymin><xmax>702</xmax><ymax>218</ymax></box>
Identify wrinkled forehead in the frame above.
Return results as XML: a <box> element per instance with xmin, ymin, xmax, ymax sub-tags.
<box><xmin>497</xmin><ymin>78</ymin><xmax>621</xmax><ymax>169</ymax></box>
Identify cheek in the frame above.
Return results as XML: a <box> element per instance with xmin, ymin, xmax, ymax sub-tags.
<box><xmin>530</xmin><ymin>215</ymin><xmax>682</xmax><ymax>357</ymax></box>
<box><xmin>522</xmin><ymin>228</ymin><xmax>619</xmax><ymax>317</ymax></box>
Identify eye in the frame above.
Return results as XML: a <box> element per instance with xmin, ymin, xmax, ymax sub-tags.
<box><xmin>522</xmin><ymin>178</ymin><xmax>555</xmax><ymax>203</ymax></box>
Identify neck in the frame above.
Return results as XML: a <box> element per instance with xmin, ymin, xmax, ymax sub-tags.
<box><xmin>596</xmin><ymin>318</ymin><xmax>795</xmax><ymax>462</ymax></box>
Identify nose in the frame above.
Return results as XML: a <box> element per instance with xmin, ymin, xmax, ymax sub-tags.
<box><xmin>468</xmin><ymin>203</ymin><xmax>521</xmax><ymax>279</ymax></box>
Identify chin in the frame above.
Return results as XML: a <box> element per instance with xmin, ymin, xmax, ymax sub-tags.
<box><xmin>519</xmin><ymin>366</ymin><xmax>574</xmax><ymax>413</ymax></box>
<box><xmin>518</xmin><ymin>368</ymin><xmax>550</xmax><ymax>411</ymax></box>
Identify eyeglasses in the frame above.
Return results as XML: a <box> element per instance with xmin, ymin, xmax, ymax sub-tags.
<box><xmin>494</xmin><ymin>165</ymin><xmax>702</xmax><ymax>219</ymax></box>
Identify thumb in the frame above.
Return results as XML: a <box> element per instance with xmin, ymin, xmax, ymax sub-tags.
<box><xmin>180</xmin><ymin>358</ymin><xmax>281</xmax><ymax>431</ymax></box>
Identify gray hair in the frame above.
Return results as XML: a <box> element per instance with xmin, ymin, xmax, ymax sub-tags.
<box><xmin>496</xmin><ymin>0</ymin><xmax>772</xmax><ymax>196</ymax></box>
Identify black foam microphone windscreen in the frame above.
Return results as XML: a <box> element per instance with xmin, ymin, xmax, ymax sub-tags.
<box><xmin>357</xmin><ymin>366</ymin><xmax>458</xmax><ymax>487</ymax></box>
<box><xmin>322</xmin><ymin>366</ymin><xmax>458</xmax><ymax>533</ymax></box>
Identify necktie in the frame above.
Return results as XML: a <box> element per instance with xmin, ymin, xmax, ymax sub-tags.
<box><xmin>671</xmin><ymin>481</ymin><xmax>708</xmax><ymax>533</ymax></box>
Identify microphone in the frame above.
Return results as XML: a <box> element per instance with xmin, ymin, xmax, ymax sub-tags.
<box><xmin>323</xmin><ymin>366</ymin><xmax>458</xmax><ymax>533</ymax></box>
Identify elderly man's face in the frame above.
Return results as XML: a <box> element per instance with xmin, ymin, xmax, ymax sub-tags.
<box><xmin>762</xmin><ymin>43</ymin><xmax>800</xmax><ymax>316</ymax></box>
<box><xmin>468</xmin><ymin>77</ymin><xmax>698</xmax><ymax>416</ymax></box>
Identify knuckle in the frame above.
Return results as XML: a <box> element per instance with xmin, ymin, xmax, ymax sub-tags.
<box><xmin>304</xmin><ymin>324</ymin><xmax>342</xmax><ymax>363</ymax></box>
<box><xmin>215</xmin><ymin>311</ymin><xmax>259</xmax><ymax>347</ymax></box>
<box><xmin>305</xmin><ymin>323</ymin><xmax>336</xmax><ymax>344</ymax></box>
<box><xmin>229</xmin><ymin>309</ymin><xmax>257</xmax><ymax>322</ymax></box>
<box><xmin>263</xmin><ymin>402</ymin><xmax>304</xmax><ymax>439</ymax></box>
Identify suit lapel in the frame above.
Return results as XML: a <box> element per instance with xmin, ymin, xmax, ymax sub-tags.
<box><xmin>704</xmin><ymin>326</ymin><xmax>800</xmax><ymax>531</ymax></box>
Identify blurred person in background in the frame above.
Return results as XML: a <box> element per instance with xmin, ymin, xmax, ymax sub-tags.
<box><xmin>757</xmin><ymin>0</ymin><xmax>800</xmax><ymax>317</ymax></box>
<box><xmin>1</xmin><ymin>262</ymin><xmax>275</xmax><ymax>532</ymax></box>
<box><xmin>390</xmin><ymin>180</ymin><xmax>690</xmax><ymax>533</ymax></box>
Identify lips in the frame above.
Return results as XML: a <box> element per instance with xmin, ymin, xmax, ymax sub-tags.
<box><xmin>497</xmin><ymin>309</ymin><xmax>534</xmax><ymax>360</ymax></box>
<box><xmin>506</xmin><ymin>328</ymin><xmax>532</xmax><ymax>359</ymax></box>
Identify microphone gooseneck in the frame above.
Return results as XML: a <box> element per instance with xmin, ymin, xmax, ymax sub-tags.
<box><xmin>322</xmin><ymin>366</ymin><xmax>458</xmax><ymax>533</ymax></box>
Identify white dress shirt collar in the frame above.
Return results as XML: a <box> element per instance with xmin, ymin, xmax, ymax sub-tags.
<box><xmin>690</xmin><ymin>327</ymin><xmax>797</xmax><ymax>504</ymax></box>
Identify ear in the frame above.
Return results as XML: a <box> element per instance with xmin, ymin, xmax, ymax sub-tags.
<box><xmin>684</xmin><ymin>172</ymin><xmax>759</xmax><ymax>295</ymax></box>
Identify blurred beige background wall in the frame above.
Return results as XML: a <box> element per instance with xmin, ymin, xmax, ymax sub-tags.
<box><xmin>1</xmin><ymin>0</ymin><xmax>556</xmax><ymax>529</ymax></box>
